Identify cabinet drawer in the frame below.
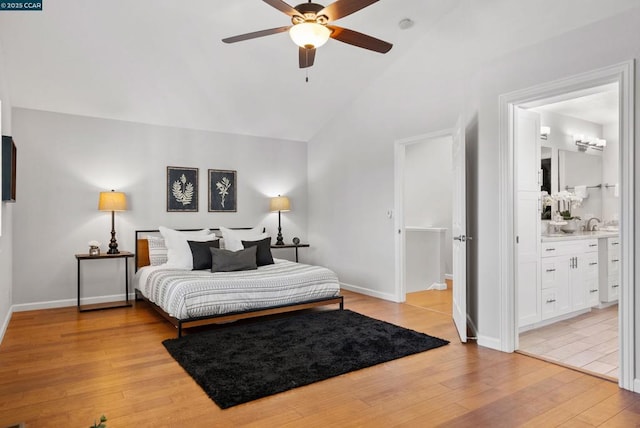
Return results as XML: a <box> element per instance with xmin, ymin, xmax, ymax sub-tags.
<box><xmin>541</xmin><ymin>239</ymin><xmax>597</xmax><ymax>257</ymax></box>
<box><xmin>608</xmin><ymin>238</ymin><xmax>620</xmax><ymax>251</ymax></box>
<box><xmin>541</xmin><ymin>287</ymin><xmax>569</xmax><ymax>320</ymax></box>
<box><xmin>608</xmin><ymin>275</ymin><xmax>620</xmax><ymax>290</ymax></box>
<box><xmin>608</xmin><ymin>257</ymin><xmax>620</xmax><ymax>276</ymax></box>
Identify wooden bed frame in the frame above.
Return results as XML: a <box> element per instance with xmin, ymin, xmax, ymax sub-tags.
<box><xmin>134</xmin><ymin>228</ymin><xmax>344</xmax><ymax>337</ymax></box>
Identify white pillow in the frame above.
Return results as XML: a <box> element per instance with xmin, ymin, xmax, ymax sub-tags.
<box><xmin>145</xmin><ymin>236</ymin><xmax>168</xmax><ymax>266</ymax></box>
<box><xmin>219</xmin><ymin>226</ymin><xmax>268</xmax><ymax>251</ymax></box>
<box><xmin>159</xmin><ymin>227</ymin><xmax>216</xmax><ymax>269</ymax></box>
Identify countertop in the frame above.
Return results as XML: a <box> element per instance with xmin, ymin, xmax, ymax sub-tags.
<box><xmin>541</xmin><ymin>230</ymin><xmax>619</xmax><ymax>242</ymax></box>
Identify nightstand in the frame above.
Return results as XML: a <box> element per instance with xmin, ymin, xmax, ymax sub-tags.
<box><xmin>75</xmin><ymin>251</ymin><xmax>134</xmax><ymax>312</ymax></box>
<box><xmin>270</xmin><ymin>243</ymin><xmax>309</xmax><ymax>262</ymax></box>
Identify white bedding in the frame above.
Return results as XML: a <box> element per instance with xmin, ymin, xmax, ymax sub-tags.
<box><xmin>134</xmin><ymin>259</ymin><xmax>340</xmax><ymax>319</ymax></box>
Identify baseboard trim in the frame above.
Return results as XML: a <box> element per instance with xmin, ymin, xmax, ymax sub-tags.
<box><xmin>477</xmin><ymin>334</ymin><xmax>502</xmax><ymax>351</ymax></box>
<box><xmin>339</xmin><ymin>282</ymin><xmax>399</xmax><ymax>302</ymax></box>
<box><xmin>634</xmin><ymin>378</ymin><xmax>640</xmax><ymax>393</ymax></box>
<box><xmin>12</xmin><ymin>293</ymin><xmax>137</xmax><ymax>313</ymax></box>
<box><xmin>0</xmin><ymin>305</ymin><xmax>13</xmax><ymax>345</ymax></box>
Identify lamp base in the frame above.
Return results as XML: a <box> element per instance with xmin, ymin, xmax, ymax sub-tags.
<box><xmin>108</xmin><ymin>217</ymin><xmax>119</xmax><ymax>254</ymax></box>
<box><xmin>275</xmin><ymin>234</ymin><xmax>285</xmax><ymax>246</ymax></box>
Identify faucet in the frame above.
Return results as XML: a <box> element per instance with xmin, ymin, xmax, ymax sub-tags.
<box><xmin>586</xmin><ymin>217</ymin><xmax>601</xmax><ymax>231</ymax></box>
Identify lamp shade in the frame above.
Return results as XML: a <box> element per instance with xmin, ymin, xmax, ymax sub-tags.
<box><xmin>98</xmin><ymin>190</ymin><xmax>127</xmax><ymax>212</ymax></box>
<box><xmin>270</xmin><ymin>196</ymin><xmax>291</xmax><ymax>212</ymax></box>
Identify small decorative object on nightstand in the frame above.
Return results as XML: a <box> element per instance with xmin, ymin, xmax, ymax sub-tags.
<box><xmin>89</xmin><ymin>240</ymin><xmax>101</xmax><ymax>257</ymax></box>
<box><xmin>292</xmin><ymin>237</ymin><xmax>300</xmax><ymax>245</ymax></box>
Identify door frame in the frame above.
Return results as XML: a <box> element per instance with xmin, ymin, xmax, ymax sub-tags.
<box><xmin>498</xmin><ymin>60</ymin><xmax>636</xmax><ymax>390</ymax></box>
<box><xmin>394</xmin><ymin>128</ymin><xmax>453</xmax><ymax>302</ymax></box>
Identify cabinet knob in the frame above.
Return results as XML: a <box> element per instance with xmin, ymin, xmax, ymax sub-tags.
<box><xmin>612</xmin><ymin>284</ymin><xmax>620</xmax><ymax>288</ymax></box>
<box><xmin>546</xmin><ymin>299</ymin><xmax>556</xmax><ymax>303</ymax></box>
<box><xmin>590</xmin><ymin>289</ymin><xmax>598</xmax><ymax>293</ymax></box>
<box><xmin>612</xmin><ymin>242</ymin><xmax>620</xmax><ymax>246</ymax></box>
<box><xmin>545</xmin><ymin>268</ymin><xmax>556</xmax><ymax>272</ymax></box>
<box><xmin>612</xmin><ymin>259</ymin><xmax>620</xmax><ymax>262</ymax></box>
<box><xmin>589</xmin><ymin>262</ymin><xmax>598</xmax><ymax>266</ymax></box>
<box><xmin>545</xmin><ymin>248</ymin><xmax>556</xmax><ymax>252</ymax></box>
<box><xmin>589</xmin><ymin>244</ymin><xmax>597</xmax><ymax>247</ymax></box>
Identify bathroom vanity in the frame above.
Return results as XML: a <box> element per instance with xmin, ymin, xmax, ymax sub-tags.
<box><xmin>519</xmin><ymin>230</ymin><xmax>619</xmax><ymax>331</ymax></box>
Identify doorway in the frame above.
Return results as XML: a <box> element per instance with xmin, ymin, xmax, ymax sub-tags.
<box><xmin>394</xmin><ymin>130</ymin><xmax>454</xmax><ymax>313</ymax></box>
<box><xmin>516</xmin><ymin>84</ymin><xmax>621</xmax><ymax>380</ymax></box>
<box><xmin>498</xmin><ymin>61</ymin><xmax>635</xmax><ymax>391</ymax></box>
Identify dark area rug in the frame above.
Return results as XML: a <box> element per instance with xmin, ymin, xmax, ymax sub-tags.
<box><xmin>162</xmin><ymin>309</ymin><xmax>449</xmax><ymax>409</ymax></box>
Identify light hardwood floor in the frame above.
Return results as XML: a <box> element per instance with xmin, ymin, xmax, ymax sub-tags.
<box><xmin>1</xmin><ymin>291</ymin><xmax>640</xmax><ymax>427</ymax></box>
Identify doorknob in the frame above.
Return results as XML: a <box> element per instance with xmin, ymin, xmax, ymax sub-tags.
<box><xmin>453</xmin><ymin>235</ymin><xmax>466</xmax><ymax>242</ymax></box>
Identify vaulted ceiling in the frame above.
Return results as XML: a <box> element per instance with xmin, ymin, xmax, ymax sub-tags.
<box><xmin>0</xmin><ymin>0</ymin><xmax>638</xmax><ymax>141</ymax></box>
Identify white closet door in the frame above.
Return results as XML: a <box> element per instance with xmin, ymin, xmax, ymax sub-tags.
<box><xmin>515</xmin><ymin>108</ymin><xmax>541</xmax><ymax>328</ymax></box>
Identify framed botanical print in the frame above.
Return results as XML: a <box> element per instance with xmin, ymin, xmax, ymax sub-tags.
<box><xmin>167</xmin><ymin>166</ymin><xmax>198</xmax><ymax>212</ymax></box>
<box><xmin>208</xmin><ymin>169</ymin><xmax>237</xmax><ymax>212</ymax></box>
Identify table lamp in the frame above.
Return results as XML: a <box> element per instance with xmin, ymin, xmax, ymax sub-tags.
<box><xmin>270</xmin><ymin>195</ymin><xmax>290</xmax><ymax>246</ymax></box>
<box><xmin>98</xmin><ymin>190</ymin><xmax>127</xmax><ymax>254</ymax></box>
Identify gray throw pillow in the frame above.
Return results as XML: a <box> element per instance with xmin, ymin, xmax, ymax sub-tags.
<box><xmin>210</xmin><ymin>245</ymin><xmax>258</xmax><ymax>272</ymax></box>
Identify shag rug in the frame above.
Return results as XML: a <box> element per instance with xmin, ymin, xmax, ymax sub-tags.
<box><xmin>162</xmin><ymin>309</ymin><xmax>449</xmax><ymax>408</ymax></box>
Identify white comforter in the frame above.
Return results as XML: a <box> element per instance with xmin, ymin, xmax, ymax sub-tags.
<box><xmin>134</xmin><ymin>259</ymin><xmax>340</xmax><ymax>319</ymax></box>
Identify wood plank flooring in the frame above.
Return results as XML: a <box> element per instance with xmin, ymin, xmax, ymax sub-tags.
<box><xmin>1</xmin><ymin>290</ymin><xmax>639</xmax><ymax>427</ymax></box>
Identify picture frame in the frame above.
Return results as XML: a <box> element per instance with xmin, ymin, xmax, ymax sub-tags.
<box><xmin>167</xmin><ymin>166</ymin><xmax>198</xmax><ymax>212</ymax></box>
<box><xmin>208</xmin><ymin>169</ymin><xmax>237</xmax><ymax>212</ymax></box>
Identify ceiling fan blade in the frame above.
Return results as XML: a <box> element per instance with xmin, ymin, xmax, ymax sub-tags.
<box><xmin>299</xmin><ymin>47</ymin><xmax>316</xmax><ymax>68</ymax></box>
<box><xmin>318</xmin><ymin>0</ymin><xmax>379</xmax><ymax>22</ymax></box>
<box><xmin>263</xmin><ymin>0</ymin><xmax>302</xmax><ymax>17</ymax></box>
<box><xmin>328</xmin><ymin>25</ymin><xmax>392</xmax><ymax>53</ymax></box>
<box><xmin>222</xmin><ymin>26</ymin><xmax>291</xmax><ymax>44</ymax></box>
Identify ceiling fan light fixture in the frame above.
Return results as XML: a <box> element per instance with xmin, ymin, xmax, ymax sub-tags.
<box><xmin>289</xmin><ymin>22</ymin><xmax>331</xmax><ymax>49</ymax></box>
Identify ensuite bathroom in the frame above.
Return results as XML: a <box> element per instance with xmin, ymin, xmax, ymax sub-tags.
<box><xmin>518</xmin><ymin>83</ymin><xmax>620</xmax><ymax>380</ymax></box>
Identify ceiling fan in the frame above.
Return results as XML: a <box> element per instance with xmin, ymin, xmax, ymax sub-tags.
<box><xmin>222</xmin><ymin>0</ymin><xmax>393</xmax><ymax>69</ymax></box>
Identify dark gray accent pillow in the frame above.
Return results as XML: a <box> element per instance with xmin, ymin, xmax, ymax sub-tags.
<box><xmin>188</xmin><ymin>240</ymin><xmax>220</xmax><ymax>270</ymax></box>
<box><xmin>242</xmin><ymin>237</ymin><xmax>274</xmax><ymax>267</ymax></box>
<box><xmin>210</xmin><ymin>246</ymin><xmax>258</xmax><ymax>272</ymax></box>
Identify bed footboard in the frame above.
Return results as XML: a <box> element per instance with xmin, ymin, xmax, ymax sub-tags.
<box><xmin>135</xmin><ymin>289</ymin><xmax>344</xmax><ymax>337</ymax></box>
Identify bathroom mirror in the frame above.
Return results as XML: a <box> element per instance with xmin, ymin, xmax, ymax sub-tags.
<box><xmin>540</xmin><ymin>147</ymin><xmax>553</xmax><ymax>219</ymax></box>
<box><xmin>558</xmin><ymin>149</ymin><xmax>603</xmax><ymax>219</ymax></box>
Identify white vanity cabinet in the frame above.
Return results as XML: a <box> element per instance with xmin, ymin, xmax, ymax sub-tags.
<box><xmin>599</xmin><ymin>237</ymin><xmax>620</xmax><ymax>303</ymax></box>
<box><xmin>540</xmin><ymin>239</ymin><xmax>598</xmax><ymax>321</ymax></box>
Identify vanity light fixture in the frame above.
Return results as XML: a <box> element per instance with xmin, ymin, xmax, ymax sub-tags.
<box><xmin>574</xmin><ymin>134</ymin><xmax>606</xmax><ymax>151</ymax></box>
<box><xmin>540</xmin><ymin>126</ymin><xmax>551</xmax><ymax>140</ymax></box>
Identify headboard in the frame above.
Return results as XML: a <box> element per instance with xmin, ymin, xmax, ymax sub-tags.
<box><xmin>134</xmin><ymin>227</ymin><xmax>261</xmax><ymax>271</ymax></box>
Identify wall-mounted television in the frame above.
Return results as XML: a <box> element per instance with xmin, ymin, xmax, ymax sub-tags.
<box><xmin>2</xmin><ymin>135</ymin><xmax>16</xmax><ymax>202</ymax></box>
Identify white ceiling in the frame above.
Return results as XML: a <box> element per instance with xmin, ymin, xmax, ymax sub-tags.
<box><xmin>532</xmin><ymin>84</ymin><xmax>619</xmax><ymax>126</ymax></box>
<box><xmin>0</xmin><ymin>1</ymin><xmax>638</xmax><ymax>141</ymax></box>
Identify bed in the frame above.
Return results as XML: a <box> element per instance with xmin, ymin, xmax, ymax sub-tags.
<box><xmin>134</xmin><ymin>228</ymin><xmax>343</xmax><ymax>336</ymax></box>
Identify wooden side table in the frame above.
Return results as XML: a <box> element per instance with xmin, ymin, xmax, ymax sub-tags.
<box><xmin>270</xmin><ymin>244</ymin><xmax>309</xmax><ymax>262</ymax></box>
<box><xmin>75</xmin><ymin>251</ymin><xmax>134</xmax><ymax>312</ymax></box>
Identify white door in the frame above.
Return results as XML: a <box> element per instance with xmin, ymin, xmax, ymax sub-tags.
<box><xmin>452</xmin><ymin>117</ymin><xmax>467</xmax><ymax>343</ymax></box>
<box><xmin>515</xmin><ymin>108</ymin><xmax>541</xmax><ymax>331</ymax></box>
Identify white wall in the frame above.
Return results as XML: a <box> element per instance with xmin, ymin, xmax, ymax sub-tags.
<box><xmin>0</xmin><ymin>37</ymin><xmax>13</xmax><ymax>342</ymax></box>
<box><xmin>308</xmin><ymin>6</ymin><xmax>640</xmax><ymax>357</ymax></box>
<box><xmin>11</xmin><ymin>108</ymin><xmax>308</xmax><ymax>307</ymax></box>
